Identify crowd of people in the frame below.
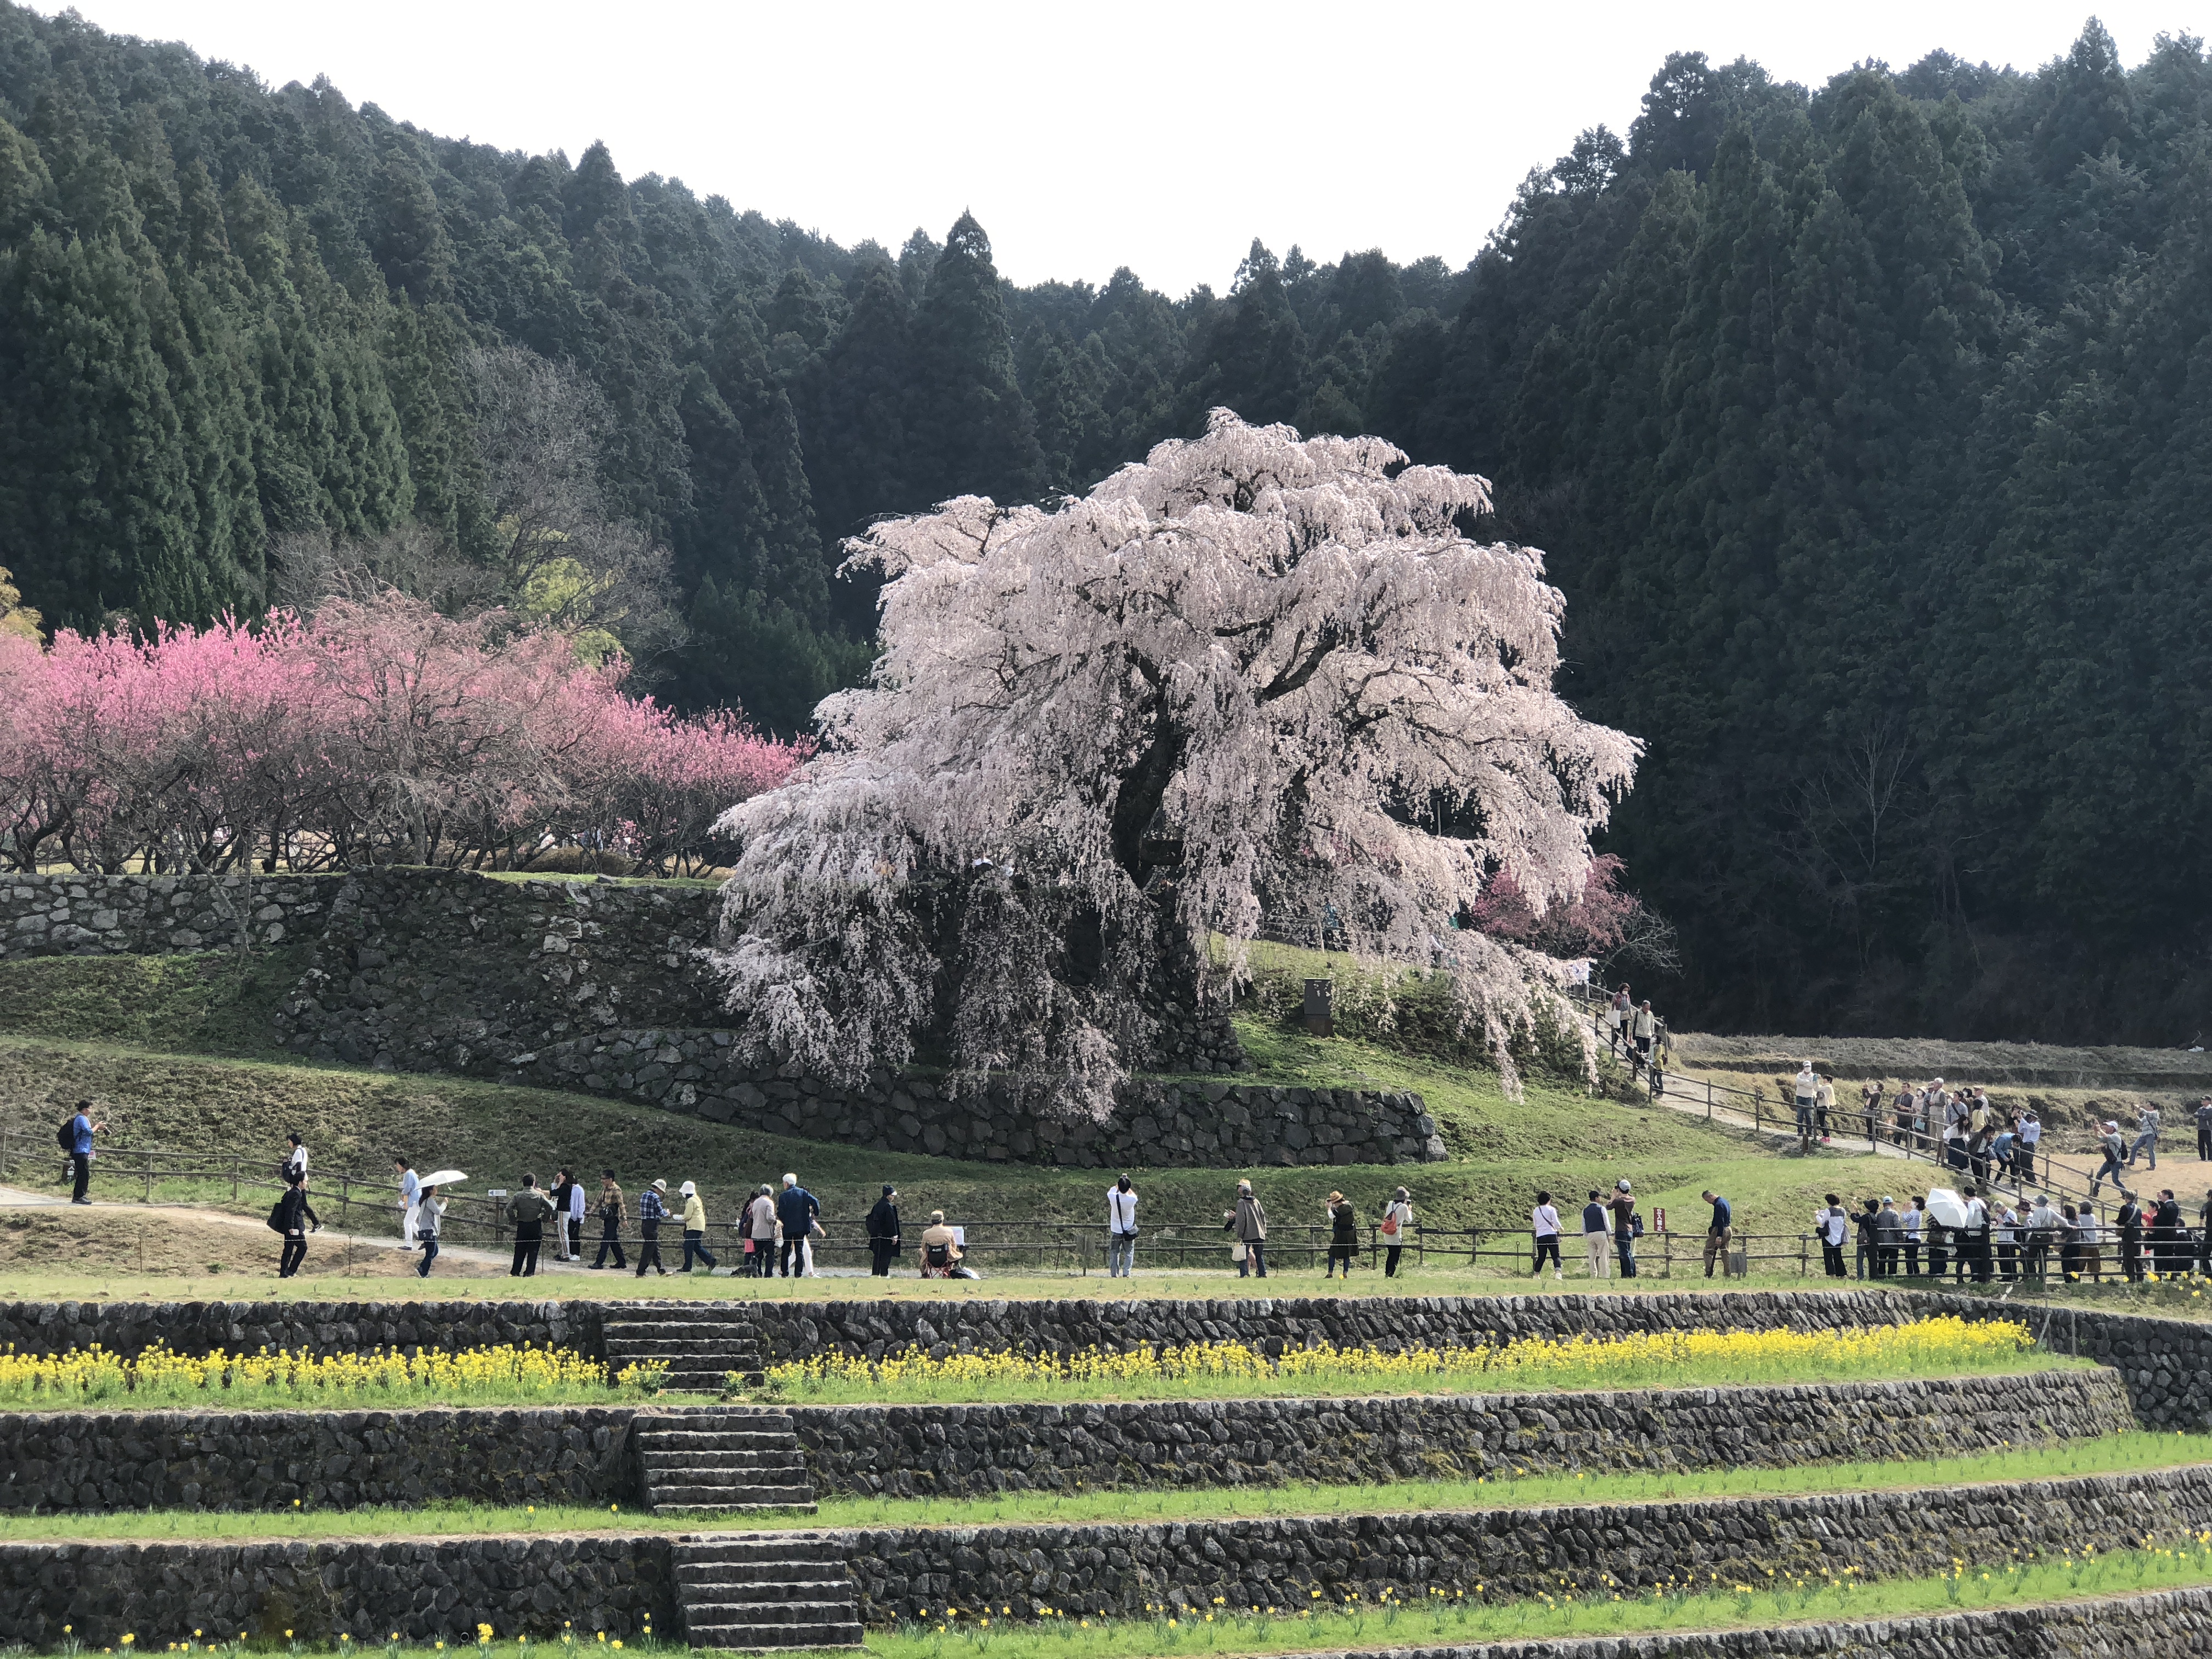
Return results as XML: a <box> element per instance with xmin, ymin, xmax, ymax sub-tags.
<box><xmin>1807</xmin><ymin>1184</ymin><xmax>2212</xmax><ymax>1284</ymax></box>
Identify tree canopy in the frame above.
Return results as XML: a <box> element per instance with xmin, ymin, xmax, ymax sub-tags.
<box><xmin>3</xmin><ymin>7</ymin><xmax>2210</xmax><ymax>1040</ymax></box>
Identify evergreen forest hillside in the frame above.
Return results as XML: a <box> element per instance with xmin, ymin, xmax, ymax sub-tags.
<box><xmin>1</xmin><ymin>7</ymin><xmax>2209</xmax><ymax>1043</ymax></box>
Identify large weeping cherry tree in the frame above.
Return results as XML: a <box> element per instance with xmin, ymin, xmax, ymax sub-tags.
<box><xmin>711</xmin><ymin>411</ymin><xmax>1641</xmax><ymax>1115</ymax></box>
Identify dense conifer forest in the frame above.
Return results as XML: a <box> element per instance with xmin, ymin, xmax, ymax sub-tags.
<box><xmin>2</xmin><ymin>4</ymin><xmax>2209</xmax><ymax>1041</ymax></box>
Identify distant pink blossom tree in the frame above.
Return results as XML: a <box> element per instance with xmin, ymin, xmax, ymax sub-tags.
<box><xmin>0</xmin><ymin>591</ymin><xmax>802</xmax><ymax>875</ymax></box>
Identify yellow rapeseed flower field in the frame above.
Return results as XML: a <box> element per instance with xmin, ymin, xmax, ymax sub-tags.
<box><xmin>0</xmin><ymin>1341</ymin><xmax>660</xmax><ymax>1408</ymax></box>
<box><xmin>763</xmin><ymin>1316</ymin><xmax>2042</xmax><ymax>1403</ymax></box>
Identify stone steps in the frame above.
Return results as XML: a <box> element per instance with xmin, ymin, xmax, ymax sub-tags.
<box><xmin>603</xmin><ymin>1310</ymin><xmax>766</xmax><ymax>1390</ymax></box>
<box><xmin>673</xmin><ymin>1533</ymin><xmax>862</xmax><ymax>1650</ymax></box>
<box><xmin>635</xmin><ymin>1410</ymin><xmax>816</xmax><ymax>1520</ymax></box>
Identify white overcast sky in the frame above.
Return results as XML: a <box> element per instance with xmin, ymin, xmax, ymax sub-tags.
<box><xmin>33</xmin><ymin>1</ymin><xmax>2212</xmax><ymax>294</ymax></box>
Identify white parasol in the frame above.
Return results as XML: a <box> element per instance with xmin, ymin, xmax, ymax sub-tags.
<box><xmin>419</xmin><ymin>1169</ymin><xmax>467</xmax><ymax>1188</ymax></box>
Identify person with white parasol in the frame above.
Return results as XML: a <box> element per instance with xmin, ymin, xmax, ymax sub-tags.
<box><xmin>408</xmin><ymin>1169</ymin><xmax>465</xmax><ymax>1278</ymax></box>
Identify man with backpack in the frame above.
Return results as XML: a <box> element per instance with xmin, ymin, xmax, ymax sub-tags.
<box><xmin>270</xmin><ymin>1172</ymin><xmax>319</xmax><ymax>1278</ymax></box>
<box><xmin>509</xmin><ymin>1174</ymin><xmax>554</xmax><ymax>1277</ymax></box>
<box><xmin>58</xmin><ymin>1100</ymin><xmax>103</xmax><ymax>1204</ymax></box>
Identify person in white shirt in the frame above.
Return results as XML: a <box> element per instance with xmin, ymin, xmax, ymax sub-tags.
<box><xmin>2018</xmin><ymin>1111</ymin><xmax>2042</xmax><ymax>1183</ymax></box>
<box><xmin>1381</xmin><ymin>1187</ymin><xmax>1414</xmax><ymax>1278</ymax></box>
<box><xmin>1819</xmin><ymin>1196</ymin><xmax>1849</xmax><ymax>1277</ymax></box>
<box><xmin>283</xmin><ymin>1133</ymin><xmax>308</xmax><ymax>1185</ymax></box>
<box><xmin>1531</xmin><ymin>1190</ymin><xmax>1564</xmax><ymax>1280</ymax></box>
<box><xmin>395</xmin><ymin>1158</ymin><xmax>420</xmax><ymax>1234</ymax></box>
<box><xmin>1106</xmin><ymin>1175</ymin><xmax>1138</xmax><ymax>1277</ymax></box>
<box><xmin>1793</xmin><ymin>1063</ymin><xmax>1819</xmax><ymax>1146</ymax></box>
<box><xmin>408</xmin><ymin>1183</ymin><xmax>445</xmax><ymax>1279</ymax></box>
<box><xmin>2074</xmin><ymin>1203</ymin><xmax>2103</xmax><ymax>1279</ymax></box>
<box><xmin>567</xmin><ymin>1178</ymin><xmax>587</xmax><ymax>1261</ymax></box>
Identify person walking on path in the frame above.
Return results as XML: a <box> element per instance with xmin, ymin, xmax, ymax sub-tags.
<box><xmin>508</xmin><ymin>1175</ymin><xmax>552</xmax><ymax>1277</ymax></box>
<box><xmin>2196</xmin><ymin>1099</ymin><xmax>2212</xmax><ymax>1163</ymax></box>
<box><xmin>1793</xmin><ymin>1063</ymin><xmax>1819</xmax><ymax>1150</ymax></box>
<box><xmin>1324</xmin><ymin>1191</ymin><xmax>1359</xmax><ymax>1278</ymax></box>
<box><xmin>395</xmin><ymin>1159</ymin><xmax>419</xmax><ymax>1235</ymax></box>
<box><xmin>282</xmin><ymin>1133</ymin><xmax>309</xmax><ymax>1187</ymax></box>
<box><xmin>2090</xmin><ymin>1122</ymin><xmax>2128</xmax><ymax>1197</ymax></box>
<box><xmin>1531</xmin><ymin>1190</ymin><xmax>1565</xmax><ymax>1280</ymax></box>
<box><xmin>777</xmin><ymin>1174</ymin><xmax>820</xmax><ymax>1277</ymax></box>
<box><xmin>1607</xmin><ymin>985</ymin><xmax>1632</xmax><ymax>1055</ymax></box>
<box><xmin>273</xmin><ymin>1171</ymin><xmax>320</xmax><ymax>1277</ymax></box>
<box><xmin>1609</xmin><ymin>1180</ymin><xmax>1638</xmax><ymax>1278</ymax></box>
<box><xmin>2128</xmin><ymin>1105</ymin><xmax>2163</xmax><ymax>1172</ymax></box>
<box><xmin>1233</xmin><ymin>1180</ymin><xmax>1269</xmax><ymax>1278</ymax></box>
<box><xmin>566</xmin><ymin>1171</ymin><xmax>587</xmax><ymax>1261</ymax></box>
<box><xmin>1701</xmin><ymin>1190</ymin><xmax>1733</xmax><ymax>1277</ymax></box>
<box><xmin>2019</xmin><ymin>1111</ymin><xmax>2043</xmax><ymax>1182</ymax></box>
<box><xmin>410</xmin><ymin>1182</ymin><xmax>444</xmax><ymax>1278</ymax></box>
<box><xmin>1630</xmin><ymin>1001</ymin><xmax>1657</xmax><ymax>1073</ymax></box>
<box><xmin>1820</xmin><ymin>1194</ymin><xmax>1849</xmax><ymax>1278</ymax></box>
<box><xmin>1580</xmin><ymin>1190</ymin><xmax>1611</xmax><ymax>1279</ymax></box>
<box><xmin>679</xmin><ymin>1181</ymin><xmax>717</xmax><ymax>1274</ymax></box>
<box><xmin>591</xmin><ymin>1171</ymin><xmax>628</xmax><ymax>1270</ymax></box>
<box><xmin>867</xmin><ymin>1185</ymin><xmax>902</xmax><ymax>1275</ymax></box>
<box><xmin>747</xmin><ymin>1184</ymin><xmax>777</xmax><ymax>1276</ymax></box>
<box><xmin>1381</xmin><ymin>1187</ymin><xmax>1413</xmax><ymax>1277</ymax></box>
<box><xmin>634</xmin><ymin>1179</ymin><xmax>669</xmax><ymax>1277</ymax></box>
<box><xmin>62</xmin><ymin>1100</ymin><xmax>103</xmax><ymax>1204</ymax></box>
<box><xmin>1106</xmin><ymin>1175</ymin><xmax>1138</xmax><ymax>1277</ymax></box>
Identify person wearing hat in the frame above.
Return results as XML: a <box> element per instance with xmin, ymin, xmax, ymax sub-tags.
<box><xmin>591</xmin><ymin>1170</ymin><xmax>628</xmax><ymax>1270</ymax></box>
<box><xmin>2090</xmin><ymin>1120</ymin><xmax>2128</xmax><ymax>1197</ymax></box>
<box><xmin>1381</xmin><ymin>1187</ymin><xmax>1413</xmax><ymax>1278</ymax></box>
<box><xmin>1324</xmin><ymin>1190</ymin><xmax>1359</xmax><ymax>1279</ymax></box>
<box><xmin>1609</xmin><ymin>1179</ymin><xmax>1639</xmax><ymax>1278</ymax></box>
<box><xmin>867</xmin><ymin>1184</ymin><xmax>902</xmax><ymax>1276</ymax></box>
<box><xmin>679</xmin><ymin>1180</ymin><xmax>718</xmax><ymax>1274</ymax></box>
<box><xmin>634</xmin><ymin>1178</ymin><xmax>669</xmax><ymax>1277</ymax></box>
<box><xmin>1874</xmin><ymin>1195</ymin><xmax>1901</xmax><ymax>1277</ymax></box>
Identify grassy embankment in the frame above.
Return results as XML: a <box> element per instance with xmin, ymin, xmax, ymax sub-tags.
<box><xmin>0</xmin><ymin>1432</ymin><xmax>2203</xmax><ymax>1542</ymax></box>
<box><xmin>0</xmin><ymin>941</ymin><xmax>1901</xmax><ymax>1299</ymax></box>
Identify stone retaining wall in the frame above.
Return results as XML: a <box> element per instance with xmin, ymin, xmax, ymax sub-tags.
<box><xmin>743</xmin><ymin>1287</ymin><xmax>1914</xmax><ymax>1365</ymax></box>
<box><xmin>0</xmin><ymin>1404</ymin><xmax>663</xmax><ymax>1513</ymax></box>
<box><xmin>2</xmin><ymin>869</ymin><xmax>1462</xmax><ymax>1167</ymax></box>
<box><xmin>0</xmin><ymin>873</ymin><xmax>345</xmax><ymax>958</ymax></box>
<box><xmin>0</xmin><ymin>1297</ymin><xmax>602</xmax><ymax>1361</ymax></box>
<box><xmin>0</xmin><ymin>1534</ymin><xmax>672</xmax><ymax>1648</ymax></box>
<box><xmin>834</xmin><ymin>1463</ymin><xmax>2212</xmax><ymax>1623</ymax></box>
<box><xmin>788</xmin><ymin>1367</ymin><xmax>2130</xmax><ymax>1497</ymax></box>
<box><xmin>1926</xmin><ymin>1290</ymin><xmax>2212</xmax><ymax>1432</ymax></box>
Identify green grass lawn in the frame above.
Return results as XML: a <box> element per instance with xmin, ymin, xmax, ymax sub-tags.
<box><xmin>0</xmin><ymin>1432</ymin><xmax>2203</xmax><ymax>1543</ymax></box>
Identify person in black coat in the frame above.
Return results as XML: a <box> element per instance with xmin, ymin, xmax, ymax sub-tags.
<box><xmin>2152</xmin><ymin>1189</ymin><xmax>2186</xmax><ymax>1278</ymax></box>
<box><xmin>275</xmin><ymin>1173</ymin><xmax>320</xmax><ymax>1279</ymax></box>
<box><xmin>867</xmin><ymin>1185</ymin><xmax>902</xmax><ymax>1277</ymax></box>
<box><xmin>2117</xmin><ymin>1193</ymin><xmax>2145</xmax><ymax>1282</ymax></box>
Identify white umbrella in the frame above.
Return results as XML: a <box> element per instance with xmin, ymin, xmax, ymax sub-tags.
<box><xmin>419</xmin><ymin>1169</ymin><xmax>467</xmax><ymax>1187</ymax></box>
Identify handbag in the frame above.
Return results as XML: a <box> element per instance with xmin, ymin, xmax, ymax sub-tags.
<box><xmin>1231</xmin><ymin>1241</ymin><xmax>1248</xmax><ymax>1262</ymax></box>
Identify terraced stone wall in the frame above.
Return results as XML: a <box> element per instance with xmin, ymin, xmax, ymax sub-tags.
<box><xmin>1923</xmin><ymin>1291</ymin><xmax>2212</xmax><ymax>1432</ymax></box>
<box><xmin>0</xmin><ymin>1404</ymin><xmax>652</xmax><ymax>1512</ymax></box>
<box><xmin>833</xmin><ymin>1464</ymin><xmax>2212</xmax><ymax>1623</ymax></box>
<box><xmin>0</xmin><ymin>1534</ymin><xmax>673</xmax><ymax>1648</ymax></box>
<box><xmin>0</xmin><ymin>1296</ymin><xmax>603</xmax><ymax>1361</ymax></box>
<box><xmin>0</xmin><ymin>872</ymin><xmax>343</xmax><ymax>958</ymax></box>
<box><xmin>743</xmin><ymin>1287</ymin><xmax>1918</xmax><ymax>1364</ymax></box>
<box><xmin>8</xmin><ymin>869</ymin><xmax>1466</xmax><ymax>1166</ymax></box>
<box><xmin>788</xmin><ymin>1367</ymin><xmax>2129</xmax><ymax>1497</ymax></box>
